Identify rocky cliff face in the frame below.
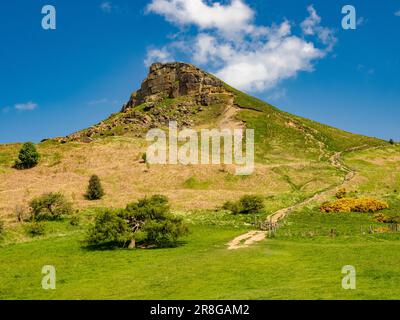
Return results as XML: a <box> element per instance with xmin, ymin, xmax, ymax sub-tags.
<box><xmin>62</xmin><ymin>62</ymin><xmax>232</xmax><ymax>142</ymax></box>
<box><xmin>122</xmin><ymin>62</ymin><xmax>225</xmax><ymax>111</ymax></box>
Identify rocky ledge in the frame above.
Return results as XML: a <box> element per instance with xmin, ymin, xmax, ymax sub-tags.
<box><xmin>121</xmin><ymin>62</ymin><xmax>225</xmax><ymax>111</ymax></box>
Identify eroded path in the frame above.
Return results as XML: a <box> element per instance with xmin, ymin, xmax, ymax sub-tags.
<box><xmin>227</xmin><ymin>149</ymin><xmax>358</xmax><ymax>250</ymax></box>
<box><xmin>227</xmin><ymin>231</ymin><xmax>266</xmax><ymax>250</ymax></box>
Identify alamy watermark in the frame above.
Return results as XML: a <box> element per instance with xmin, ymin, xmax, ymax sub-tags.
<box><xmin>41</xmin><ymin>265</ymin><xmax>56</xmax><ymax>290</ymax></box>
<box><xmin>145</xmin><ymin>121</ymin><xmax>255</xmax><ymax>175</ymax></box>
<box><xmin>341</xmin><ymin>265</ymin><xmax>356</xmax><ymax>290</ymax></box>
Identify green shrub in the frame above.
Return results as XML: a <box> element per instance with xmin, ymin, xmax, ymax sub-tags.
<box><xmin>239</xmin><ymin>195</ymin><xmax>265</xmax><ymax>214</ymax></box>
<box><xmin>222</xmin><ymin>195</ymin><xmax>265</xmax><ymax>215</ymax></box>
<box><xmin>86</xmin><ymin>195</ymin><xmax>189</xmax><ymax>249</ymax></box>
<box><xmin>14</xmin><ymin>142</ymin><xmax>40</xmax><ymax>169</ymax></box>
<box><xmin>389</xmin><ymin>139</ymin><xmax>394</xmax><ymax>145</ymax></box>
<box><xmin>0</xmin><ymin>219</ymin><xmax>4</xmax><ymax>235</ymax></box>
<box><xmin>25</xmin><ymin>222</ymin><xmax>45</xmax><ymax>237</ymax></box>
<box><xmin>85</xmin><ymin>175</ymin><xmax>104</xmax><ymax>200</ymax></box>
<box><xmin>86</xmin><ymin>210</ymin><xmax>131</xmax><ymax>247</ymax></box>
<box><xmin>29</xmin><ymin>192</ymin><xmax>72</xmax><ymax>221</ymax></box>
<box><xmin>222</xmin><ymin>201</ymin><xmax>242</xmax><ymax>215</ymax></box>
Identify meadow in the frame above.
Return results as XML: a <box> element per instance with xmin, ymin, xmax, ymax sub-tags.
<box><xmin>2</xmin><ymin>205</ymin><xmax>400</xmax><ymax>300</ymax></box>
<box><xmin>0</xmin><ymin>86</ymin><xmax>399</xmax><ymax>300</ymax></box>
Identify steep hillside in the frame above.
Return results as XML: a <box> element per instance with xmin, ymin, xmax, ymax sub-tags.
<box><xmin>63</xmin><ymin>62</ymin><xmax>384</xmax><ymax>163</ymax></box>
<box><xmin>0</xmin><ymin>62</ymin><xmax>391</xmax><ymax>223</ymax></box>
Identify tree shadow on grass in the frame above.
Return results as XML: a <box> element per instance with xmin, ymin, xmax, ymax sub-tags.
<box><xmin>82</xmin><ymin>240</ymin><xmax>188</xmax><ymax>252</ymax></box>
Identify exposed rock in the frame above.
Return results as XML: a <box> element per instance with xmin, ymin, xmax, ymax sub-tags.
<box><xmin>63</xmin><ymin>62</ymin><xmax>232</xmax><ymax>142</ymax></box>
<box><xmin>122</xmin><ymin>62</ymin><xmax>225</xmax><ymax>111</ymax></box>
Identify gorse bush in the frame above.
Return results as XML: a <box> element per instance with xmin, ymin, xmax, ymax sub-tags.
<box><xmin>29</xmin><ymin>192</ymin><xmax>72</xmax><ymax>221</ymax></box>
<box><xmin>86</xmin><ymin>175</ymin><xmax>104</xmax><ymax>200</ymax></box>
<box><xmin>373</xmin><ymin>213</ymin><xmax>400</xmax><ymax>224</ymax></box>
<box><xmin>320</xmin><ymin>198</ymin><xmax>389</xmax><ymax>213</ymax></box>
<box><xmin>373</xmin><ymin>213</ymin><xmax>388</xmax><ymax>223</ymax></box>
<box><xmin>223</xmin><ymin>195</ymin><xmax>265</xmax><ymax>215</ymax></box>
<box><xmin>14</xmin><ymin>142</ymin><xmax>40</xmax><ymax>169</ymax></box>
<box><xmin>86</xmin><ymin>195</ymin><xmax>189</xmax><ymax>249</ymax></box>
<box><xmin>335</xmin><ymin>188</ymin><xmax>347</xmax><ymax>199</ymax></box>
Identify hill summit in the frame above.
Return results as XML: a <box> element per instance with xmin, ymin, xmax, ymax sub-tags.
<box><xmin>121</xmin><ymin>62</ymin><xmax>225</xmax><ymax>111</ymax></box>
<box><xmin>64</xmin><ymin>62</ymin><xmax>384</xmax><ymax>160</ymax></box>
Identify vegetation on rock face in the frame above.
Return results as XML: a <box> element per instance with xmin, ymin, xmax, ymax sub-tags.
<box><xmin>14</xmin><ymin>142</ymin><xmax>40</xmax><ymax>169</ymax></box>
<box><xmin>86</xmin><ymin>195</ymin><xmax>189</xmax><ymax>249</ymax></box>
<box><xmin>320</xmin><ymin>198</ymin><xmax>389</xmax><ymax>213</ymax></box>
<box><xmin>29</xmin><ymin>192</ymin><xmax>72</xmax><ymax>221</ymax></box>
<box><xmin>223</xmin><ymin>195</ymin><xmax>265</xmax><ymax>215</ymax></box>
<box><xmin>85</xmin><ymin>175</ymin><xmax>105</xmax><ymax>200</ymax></box>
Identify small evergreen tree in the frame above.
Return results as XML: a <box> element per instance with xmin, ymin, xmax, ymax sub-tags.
<box><xmin>389</xmin><ymin>139</ymin><xmax>394</xmax><ymax>145</ymax></box>
<box><xmin>86</xmin><ymin>175</ymin><xmax>104</xmax><ymax>200</ymax></box>
<box><xmin>15</xmin><ymin>142</ymin><xmax>40</xmax><ymax>169</ymax></box>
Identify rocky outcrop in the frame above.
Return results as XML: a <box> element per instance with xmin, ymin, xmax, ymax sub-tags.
<box><xmin>122</xmin><ymin>62</ymin><xmax>225</xmax><ymax>111</ymax></box>
<box><xmin>64</xmin><ymin>62</ymin><xmax>232</xmax><ymax>142</ymax></box>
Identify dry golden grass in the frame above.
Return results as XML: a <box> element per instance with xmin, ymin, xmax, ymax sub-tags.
<box><xmin>0</xmin><ymin>137</ymin><xmax>341</xmax><ymax>225</ymax></box>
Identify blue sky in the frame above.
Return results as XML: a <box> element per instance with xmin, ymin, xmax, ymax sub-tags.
<box><xmin>0</xmin><ymin>0</ymin><xmax>399</xmax><ymax>143</ymax></box>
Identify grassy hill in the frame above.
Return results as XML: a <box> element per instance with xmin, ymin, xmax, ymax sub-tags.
<box><xmin>0</xmin><ymin>62</ymin><xmax>399</xmax><ymax>300</ymax></box>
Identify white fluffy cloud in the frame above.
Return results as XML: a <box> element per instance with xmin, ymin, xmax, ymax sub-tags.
<box><xmin>147</xmin><ymin>0</ymin><xmax>257</xmax><ymax>35</ymax></box>
<box><xmin>144</xmin><ymin>48</ymin><xmax>174</xmax><ymax>66</ymax></box>
<box><xmin>15</xmin><ymin>102</ymin><xmax>38</xmax><ymax>111</ymax></box>
<box><xmin>395</xmin><ymin>10</ymin><xmax>400</xmax><ymax>17</ymax></box>
<box><xmin>146</xmin><ymin>0</ymin><xmax>336</xmax><ymax>92</ymax></box>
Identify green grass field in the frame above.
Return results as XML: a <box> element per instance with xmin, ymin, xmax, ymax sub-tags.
<box><xmin>1</xmin><ymin>196</ymin><xmax>400</xmax><ymax>300</ymax></box>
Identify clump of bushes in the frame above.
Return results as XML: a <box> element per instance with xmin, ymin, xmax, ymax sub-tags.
<box><xmin>85</xmin><ymin>175</ymin><xmax>104</xmax><ymax>200</ymax></box>
<box><xmin>373</xmin><ymin>213</ymin><xmax>388</xmax><ymax>223</ymax></box>
<box><xmin>14</xmin><ymin>142</ymin><xmax>40</xmax><ymax>169</ymax></box>
<box><xmin>86</xmin><ymin>195</ymin><xmax>189</xmax><ymax>249</ymax></box>
<box><xmin>320</xmin><ymin>198</ymin><xmax>389</xmax><ymax>213</ymax></box>
<box><xmin>223</xmin><ymin>195</ymin><xmax>265</xmax><ymax>215</ymax></box>
<box><xmin>29</xmin><ymin>192</ymin><xmax>72</xmax><ymax>221</ymax></box>
<box><xmin>25</xmin><ymin>222</ymin><xmax>45</xmax><ymax>237</ymax></box>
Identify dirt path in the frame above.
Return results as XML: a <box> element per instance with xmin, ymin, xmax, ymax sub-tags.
<box><xmin>227</xmin><ymin>147</ymin><xmax>359</xmax><ymax>250</ymax></box>
<box><xmin>219</xmin><ymin>96</ymin><xmax>245</xmax><ymax>130</ymax></box>
<box><xmin>227</xmin><ymin>231</ymin><xmax>266</xmax><ymax>250</ymax></box>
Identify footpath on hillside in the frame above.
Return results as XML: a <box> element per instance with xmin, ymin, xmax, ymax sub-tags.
<box><xmin>227</xmin><ymin>145</ymin><xmax>384</xmax><ymax>250</ymax></box>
